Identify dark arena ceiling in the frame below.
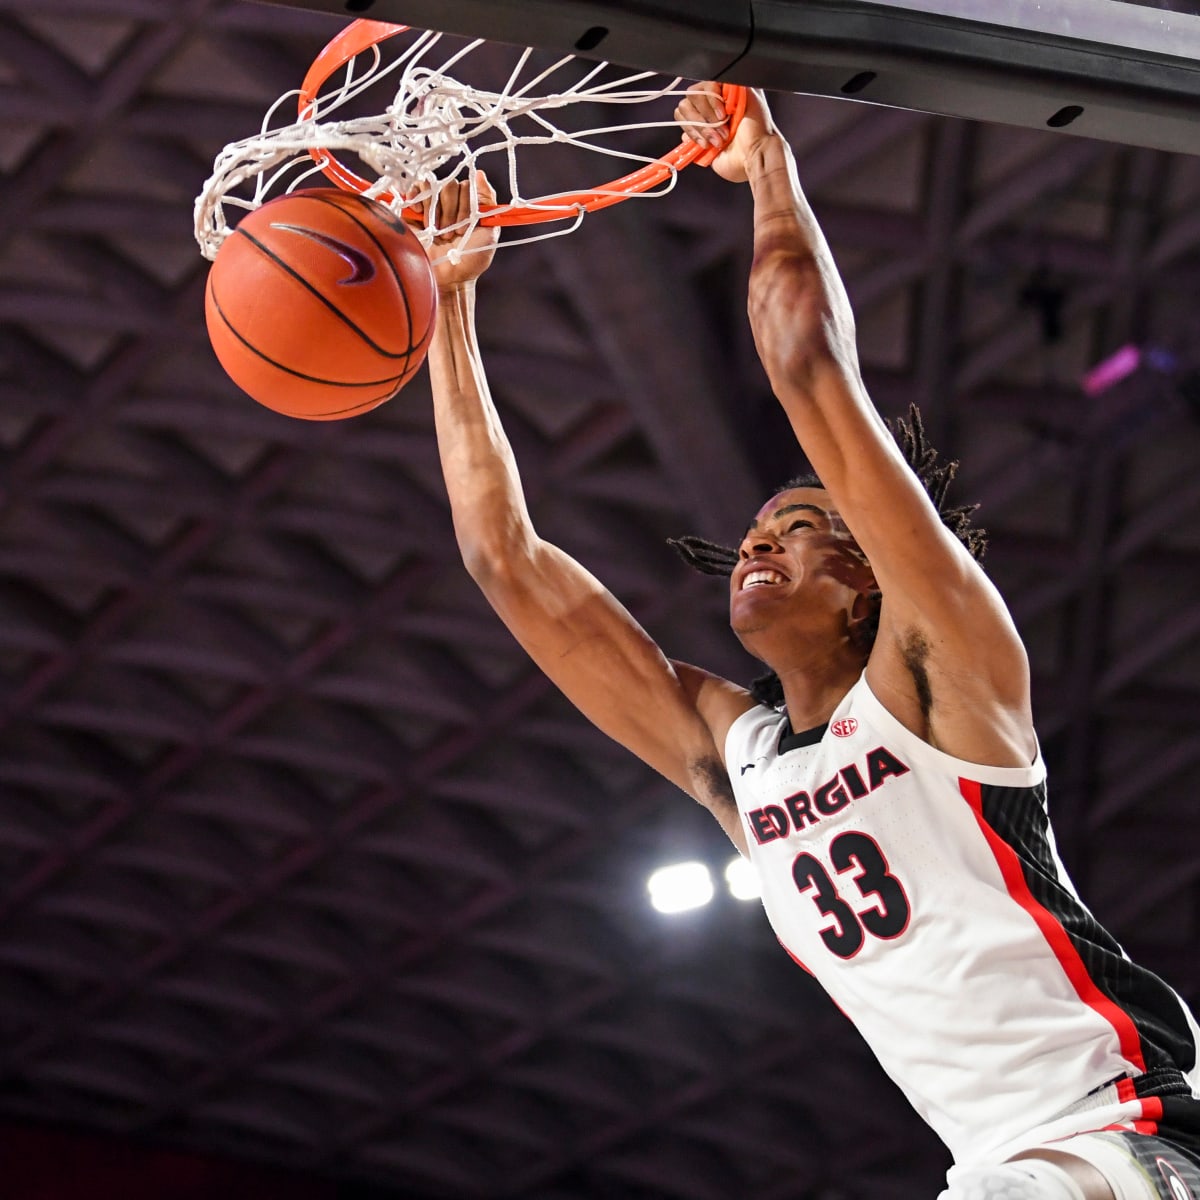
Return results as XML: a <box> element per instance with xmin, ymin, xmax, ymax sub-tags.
<box><xmin>1</xmin><ymin>2</ymin><xmax>1200</xmax><ymax>1198</ymax></box>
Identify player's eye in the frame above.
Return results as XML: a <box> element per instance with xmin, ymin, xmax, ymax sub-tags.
<box><xmin>786</xmin><ymin>519</ymin><xmax>813</xmax><ymax>532</ymax></box>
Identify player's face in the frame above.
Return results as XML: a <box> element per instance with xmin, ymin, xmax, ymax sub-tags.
<box><xmin>729</xmin><ymin>487</ymin><xmax>874</xmax><ymax>638</ymax></box>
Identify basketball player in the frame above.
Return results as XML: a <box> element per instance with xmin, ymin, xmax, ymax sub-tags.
<box><xmin>423</xmin><ymin>84</ymin><xmax>1200</xmax><ymax>1200</ymax></box>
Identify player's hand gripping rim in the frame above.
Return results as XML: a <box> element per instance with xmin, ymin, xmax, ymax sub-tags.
<box><xmin>423</xmin><ymin>170</ymin><xmax>500</xmax><ymax>291</ymax></box>
<box><xmin>675</xmin><ymin>83</ymin><xmax>777</xmax><ymax>184</ymax></box>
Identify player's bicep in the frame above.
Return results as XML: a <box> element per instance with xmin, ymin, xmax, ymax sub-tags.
<box><xmin>474</xmin><ymin>539</ymin><xmax>722</xmax><ymax>794</ymax></box>
<box><xmin>777</xmin><ymin>365</ymin><xmax>1026</xmax><ymax>681</ymax></box>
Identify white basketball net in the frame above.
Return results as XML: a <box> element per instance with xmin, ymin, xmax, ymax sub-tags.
<box><xmin>193</xmin><ymin>28</ymin><xmax>723</xmax><ymax>263</ymax></box>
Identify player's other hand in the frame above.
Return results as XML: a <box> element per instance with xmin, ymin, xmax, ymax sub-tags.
<box><xmin>675</xmin><ymin>83</ymin><xmax>777</xmax><ymax>184</ymax></box>
<box><xmin>424</xmin><ymin>170</ymin><xmax>500</xmax><ymax>290</ymax></box>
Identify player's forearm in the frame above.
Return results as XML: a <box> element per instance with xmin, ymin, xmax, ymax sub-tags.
<box><xmin>428</xmin><ymin>282</ymin><xmax>537</xmax><ymax>575</ymax></box>
<box><xmin>742</xmin><ymin>134</ymin><xmax>862</xmax><ymax>401</ymax></box>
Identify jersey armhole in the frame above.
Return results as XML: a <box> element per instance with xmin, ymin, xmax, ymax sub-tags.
<box><xmin>855</xmin><ymin>674</ymin><xmax>1047</xmax><ymax>788</ymax></box>
<box><xmin>724</xmin><ymin>703</ymin><xmax>776</xmax><ymax>771</ymax></box>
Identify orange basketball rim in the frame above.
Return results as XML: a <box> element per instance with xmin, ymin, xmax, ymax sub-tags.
<box><xmin>298</xmin><ymin>18</ymin><xmax>750</xmax><ymax>226</ymax></box>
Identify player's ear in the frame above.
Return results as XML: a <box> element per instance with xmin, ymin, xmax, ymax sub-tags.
<box><xmin>849</xmin><ymin>588</ymin><xmax>881</xmax><ymax>653</ymax></box>
<box><xmin>852</xmin><ymin>559</ymin><xmax>878</xmax><ymax>599</ymax></box>
<box><xmin>850</xmin><ymin>587</ymin><xmax>877</xmax><ymax>620</ymax></box>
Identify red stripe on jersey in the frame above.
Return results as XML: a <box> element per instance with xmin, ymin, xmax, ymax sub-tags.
<box><xmin>1098</xmin><ymin>1121</ymin><xmax>1161</xmax><ymax>1135</ymax></box>
<box><xmin>778</xmin><ymin>937</ymin><xmax>814</xmax><ymax>976</ymax></box>
<box><xmin>1091</xmin><ymin>1086</ymin><xmax>1163</xmax><ymax>1135</ymax></box>
<box><xmin>958</xmin><ymin>777</ymin><xmax>1148</xmax><ymax>1074</ymax></box>
<box><xmin>1114</xmin><ymin>1077</ymin><xmax>1161</xmax><ymax>1131</ymax></box>
<box><xmin>1138</xmin><ymin>1094</ymin><xmax>1164</xmax><ymax>1133</ymax></box>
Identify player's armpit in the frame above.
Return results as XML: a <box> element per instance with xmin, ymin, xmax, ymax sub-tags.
<box><xmin>688</xmin><ymin>753</ymin><xmax>748</xmax><ymax>855</ymax></box>
<box><xmin>672</xmin><ymin>661</ymin><xmax>754</xmax><ymax>853</ymax></box>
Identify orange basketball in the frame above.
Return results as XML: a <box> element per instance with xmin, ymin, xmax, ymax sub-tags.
<box><xmin>204</xmin><ymin>189</ymin><xmax>437</xmax><ymax>420</ymax></box>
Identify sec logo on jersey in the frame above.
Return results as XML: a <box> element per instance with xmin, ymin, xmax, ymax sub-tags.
<box><xmin>831</xmin><ymin>717</ymin><xmax>858</xmax><ymax>738</ymax></box>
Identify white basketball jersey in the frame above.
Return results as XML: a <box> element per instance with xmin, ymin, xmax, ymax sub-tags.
<box><xmin>726</xmin><ymin>673</ymin><xmax>1200</xmax><ymax>1169</ymax></box>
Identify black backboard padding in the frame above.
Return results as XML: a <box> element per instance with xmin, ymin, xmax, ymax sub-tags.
<box><xmin>255</xmin><ymin>0</ymin><xmax>1200</xmax><ymax>154</ymax></box>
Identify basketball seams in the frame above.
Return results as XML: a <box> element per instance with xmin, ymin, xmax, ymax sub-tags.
<box><xmin>228</xmin><ymin>227</ymin><xmax>419</xmax><ymax>364</ymax></box>
<box><xmin>315</xmin><ymin>191</ymin><xmax>440</xmax><ymax>369</ymax></box>
<box><xmin>299</xmin><ymin>191</ymin><xmax>429</xmax><ymax>359</ymax></box>
<box><xmin>206</xmin><ymin>274</ymin><xmax>405</xmax><ymax>391</ymax></box>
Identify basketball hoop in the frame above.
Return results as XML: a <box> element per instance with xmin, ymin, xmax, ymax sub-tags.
<box><xmin>194</xmin><ymin>18</ymin><xmax>747</xmax><ymax>262</ymax></box>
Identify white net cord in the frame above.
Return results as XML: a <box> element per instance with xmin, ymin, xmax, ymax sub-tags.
<box><xmin>194</xmin><ymin>27</ymin><xmax>727</xmax><ymax>263</ymax></box>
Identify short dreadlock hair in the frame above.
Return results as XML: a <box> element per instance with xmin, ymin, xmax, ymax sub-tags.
<box><xmin>667</xmin><ymin>405</ymin><xmax>987</xmax><ymax>710</ymax></box>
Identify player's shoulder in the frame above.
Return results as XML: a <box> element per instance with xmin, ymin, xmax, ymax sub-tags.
<box><xmin>670</xmin><ymin>661</ymin><xmax>756</xmax><ymax>760</ymax></box>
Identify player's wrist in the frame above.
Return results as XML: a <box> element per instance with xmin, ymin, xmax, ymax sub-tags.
<box><xmin>436</xmin><ymin>278</ymin><xmax>479</xmax><ymax>298</ymax></box>
<box><xmin>742</xmin><ymin>131</ymin><xmax>789</xmax><ymax>183</ymax></box>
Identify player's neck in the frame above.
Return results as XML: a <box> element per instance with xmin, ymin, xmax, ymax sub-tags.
<box><xmin>774</xmin><ymin>655</ymin><xmax>865</xmax><ymax>734</ymax></box>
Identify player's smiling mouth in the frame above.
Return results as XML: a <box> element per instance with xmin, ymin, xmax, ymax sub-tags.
<box><xmin>741</xmin><ymin>568</ymin><xmax>788</xmax><ymax>590</ymax></box>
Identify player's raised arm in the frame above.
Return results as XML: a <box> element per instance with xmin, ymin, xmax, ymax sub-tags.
<box><xmin>677</xmin><ymin>86</ymin><xmax>1034</xmax><ymax>767</ymax></box>
<box><xmin>425</xmin><ymin>176</ymin><xmax>752</xmax><ymax>848</ymax></box>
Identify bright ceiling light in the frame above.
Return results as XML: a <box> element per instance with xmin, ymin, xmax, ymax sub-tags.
<box><xmin>647</xmin><ymin>861</ymin><xmax>714</xmax><ymax>913</ymax></box>
<box><xmin>725</xmin><ymin>856</ymin><xmax>761</xmax><ymax>900</ymax></box>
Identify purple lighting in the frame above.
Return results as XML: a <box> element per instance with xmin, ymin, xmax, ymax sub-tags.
<box><xmin>1082</xmin><ymin>344</ymin><xmax>1141</xmax><ymax>397</ymax></box>
<box><xmin>1081</xmin><ymin>344</ymin><xmax>1180</xmax><ymax>397</ymax></box>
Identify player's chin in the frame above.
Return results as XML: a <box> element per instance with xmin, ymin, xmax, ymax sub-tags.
<box><xmin>729</xmin><ymin>586</ymin><xmax>785</xmax><ymax>629</ymax></box>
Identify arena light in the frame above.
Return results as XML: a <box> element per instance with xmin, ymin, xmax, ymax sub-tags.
<box><xmin>725</xmin><ymin>856</ymin><xmax>761</xmax><ymax>900</ymax></box>
<box><xmin>1081</xmin><ymin>343</ymin><xmax>1179</xmax><ymax>397</ymax></box>
<box><xmin>647</xmin><ymin>861</ymin><xmax>714</xmax><ymax>914</ymax></box>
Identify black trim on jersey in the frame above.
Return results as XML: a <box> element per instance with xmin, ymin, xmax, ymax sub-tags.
<box><xmin>1097</xmin><ymin>1123</ymin><xmax>1200</xmax><ymax>1194</ymax></box>
<box><xmin>779</xmin><ymin>723</ymin><xmax>828</xmax><ymax>754</ymax></box>
<box><xmin>1156</xmin><ymin>1096</ymin><xmax>1200</xmax><ymax>1172</ymax></box>
<box><xmin>977</xmin><ymin>781</ymin><xmax>1198</xmax><ymax>1078</ymax></box>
